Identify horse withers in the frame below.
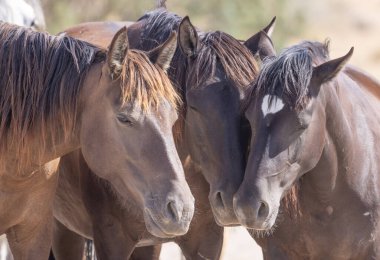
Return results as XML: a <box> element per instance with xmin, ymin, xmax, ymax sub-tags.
<box><xmin>234</xmin><ymin>40</ymin><xmax>380</xmax><ymax>259</ymax></box>
<box><xmin>0</xmin><ymin>23</ymin><xmax>193</xmax><ymax>259</ymax></box>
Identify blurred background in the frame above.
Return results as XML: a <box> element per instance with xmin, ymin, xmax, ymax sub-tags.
<box><xmin>40</xmin><ymin>0</ymin><xmax>380</xmax><ymax>77</ymax></box>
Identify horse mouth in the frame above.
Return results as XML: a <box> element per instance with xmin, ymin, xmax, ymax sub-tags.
<box><xmin>143</xmin><ymin>209</ymin><xmax>182</xmax><ymax>238</ymax></box>
<box><xmin>210</xmin><ymin>202</ymin><xmax>241</xmax><ymax>227</ymax></box>
<box><xmin>213</xmin><ymin>213</ymin><xmax>240</xmax><ymax>227</ymax></box>
<box><xmin>243</xmin><ymin>208</ymin><xmax>278</xmax><ymax>231</ymax></box>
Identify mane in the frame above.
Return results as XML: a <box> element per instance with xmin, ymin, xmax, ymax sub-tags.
<box><xmin>188</xmin><ymin>31</ymin><xmax>258</xmax><ymax>91</ymax></box>
<box><xmin>282</xmin><ymin>180</ymin><xmax>301</xmax><ymax>219</ymax></box>
<box><xmin>0</xmin><ymin>22</ymin><xmax>105</xmax><ymax>161</ymax></box>
<box><xmin>253</xmin><ymin>40</ymin><xmax>330</xmax><ymax>111</ymax></box>
<box><xmin>137</xmin><ymin>8</ymin><xmax>258</xmax><ymax>94</ymax></box>
<box><xmin>119</xmin><ymin>49</ymin><xmax>181</xmax><ymax>111</ymax></box>
<box><xmin>136</xmin><ymin>9</ymin><xmax>258</xmax><ymax>142</ymax></box>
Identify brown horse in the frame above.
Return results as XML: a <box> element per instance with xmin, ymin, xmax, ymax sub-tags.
<box><xmin>52</xmin><ymin>9</ymin><xmax>274</xmax><ymax>260</ymax></box>
<box><xmin>0</xmin><ymin>22</ymin><xmax>194</xmax><ymax>259</ymax></box>
<box><xmin>234</xmin><ymin>40</ymin><xmax>380</xmax><ymax>259</ymax></box>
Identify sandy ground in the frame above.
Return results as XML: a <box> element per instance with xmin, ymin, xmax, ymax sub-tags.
<box><xmin>159</xmin><ymin>227</ymin><xmax>263</xmax><ymax>260</ymax></box>
<box><xmin>0</xmin><ymin>229</ymin><xmax>263</xmax><ymax>260</ymax></box>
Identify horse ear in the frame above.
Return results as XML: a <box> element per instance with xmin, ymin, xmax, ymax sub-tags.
<box><xmin>147</xmin><ymin>31</ymin><xmax>177</xmax><ymax>71</ymax></box>
<box><xmin>244</xmin><ymin>17</ymin><xmax>276</xmax><ymax>60</ymax></box>
<box><xmin>178</xmin><ymin>16</ymin><xmax>199</xmax><ymax>57</ymax></box>
<box><xmin>244</xmin><ymin>30</ymin><xmax>276</xmax><ymax>60</ymax></box>
<box><xmin>108</xmin><ymin>26</ymin><xmax>129</xmax><ymax>79</ymax></box>
<box><xmin>156</xmin><ymin>0</ymin><xmax>167</xmax><ymax>8</ymax></box>
<box><xmin>312</xmin><ymin>47</ymin><xmax>354</xmax><ymax>85</ymax></box>
<box><xmin>262</xmin><ymin>16</ymin><xmax>276</xmax><ymax>38</ymax></box>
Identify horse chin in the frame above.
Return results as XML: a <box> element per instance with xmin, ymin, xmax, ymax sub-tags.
<box><xmin>240</xmin><ymin>217</ymin><xmax>275</xmax><ymax>231</ymax></box>
<box><xmin>237</xmin><ymin>205</ymin><xmax>279</xmax><ymax>231</ymax></box>
<box><xmin>211</xmin><ymin>207</ymin><xmax>240</xmax><ymax>227</ymax></box>
<box><xmin>143</xmin><ymin>209</ymin><xmax>190</xmax><ymax>239</ymax></box>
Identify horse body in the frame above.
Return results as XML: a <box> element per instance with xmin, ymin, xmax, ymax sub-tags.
<box><xmin>0</xmin><ymin>22</ymin><xmax>193</xmax><ymax>259</ymax></box>
<box><xmin>235</xmin><ymin>41</ymin><xmax>380</xmax><ymax>259</ymax></box>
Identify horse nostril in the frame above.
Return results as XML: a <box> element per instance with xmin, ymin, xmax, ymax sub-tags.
<box><xmin>257</xmin><ymin>201</ymin><xmax>269</xmax><ymax>219</ymax></box>
<box><xmin>215</xmin><ymin>191</ymin><xmax>225</xmax><ymax>208</ymax></box>
<box><xmin>167</xmin><ymin>201</ymin><xmax>181</xmax><ymax>222</ymax></box>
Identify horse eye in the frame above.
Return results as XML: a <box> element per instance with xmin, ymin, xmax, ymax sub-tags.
<box><xmin>117</xmin><ymin>114</ymin><xmax>133</xmax><ymax>125</ymax></box>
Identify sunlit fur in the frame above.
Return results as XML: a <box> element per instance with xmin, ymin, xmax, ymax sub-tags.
<box><xmin>0</xmin><ymin>22</ymin><xmax>103</xmax><ymax>163</ymax></box>
<box><xmin>119</xmin><ymin>49</ymin><xmax>181</xmax><ymax>112</ymax></box>
<box><xmin>0</xmin><ymin>22</ymin><xmax>179</xmax><ymax>165</ymax></box>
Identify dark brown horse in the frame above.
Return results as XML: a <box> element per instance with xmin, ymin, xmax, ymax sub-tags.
<box><xmin>52</xmin><ymin>9</ymin><xmax>274</xmax><ymax>260</ymax></box>
<box><xmin>234</xmin><ymin>40</ymin><xmax>380</xmax><ymax>259</ymax></box>
<box><xmin>0</xmin><ymin>22</ymin><xmax>194</xmax><ymax>259</ymax></box>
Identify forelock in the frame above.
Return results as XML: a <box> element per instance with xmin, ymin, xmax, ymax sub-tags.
<box><xmin>255</xmin><ymin>45</ymin><xmax>314</xmax><ymax>111</ymax></box>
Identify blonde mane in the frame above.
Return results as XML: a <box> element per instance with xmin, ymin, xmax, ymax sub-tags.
<box><xmin>120</xmin><ymin>50</ymin><xmax>181</xmax><ymax>111</ymax></box>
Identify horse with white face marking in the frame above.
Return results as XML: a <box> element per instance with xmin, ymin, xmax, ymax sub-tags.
<box><xmin>261</xmin><ymin>95</ymin><xmax>285</xmax><ymax>117</ymax></box>
<box><xmin>235</xmin><ymin>40</ymin><xmax>380</xmax><ymax>259</ymax></box>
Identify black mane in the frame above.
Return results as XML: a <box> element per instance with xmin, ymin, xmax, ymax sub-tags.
<box><xmin>254</xmin><ymin>40</ymin><xmax>330</xmax><ymax>110</ymax></box>
<box><xmin>137</xmin><ymin>9</ymin><xmax>258</xmax><ymax>96</ymax></box>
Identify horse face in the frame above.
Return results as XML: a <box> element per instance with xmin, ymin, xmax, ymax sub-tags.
<box><xmin>178</xmin><ymin>17</ymin><xmax>253</xmax><ymax>226</ymax></box>
<box><xmin>80</xmin><ymin>27</ymin><xmax>194</xmax><ymax>238</ymax></box>
<box><xmin>234</xmin><ymin>95</ymin><xmax>326</xmax><ymax>230</ymax></box>
<box><xmin>233</xmin><ymin>47</ymin><xmax>353</xmax><ymax>230</ymax></box>
<box><xmin>185</xmin><ymin>70</ymin><xmax>245</xmax><ymax>226</ymax></box>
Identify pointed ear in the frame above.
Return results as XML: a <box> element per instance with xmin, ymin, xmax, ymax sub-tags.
<box><xmin>108</xmin><ymin>26</ymin><xmax>129</xmax><ymax>79</ymax></box>
<box><xmin>178</xmin><ymin>16</ymin><xmax>199</xmax><ymax>57</ymax></box>
<box><xmin>262</xmin><ymin>16</ymin><xmax>276</xmax><ymax>38</ymax></box>
<box><xmin>244</xmin><ymin>30</ymin><xmax>276</xmax><ymax>60</ymax></box>
<box><xmin>312</xmin><ymin>47</ymin><xmax>354</xmax><ymax>84</ymax></box>
<box><xmin>156</xmin><ymin>0</ymin><xmax>166</xmax><ymax>8</ymax></box>
<box><xmin>147</xmin><ymin>31</ymin><xmax>177</xmax><ymax>71</ymax></box>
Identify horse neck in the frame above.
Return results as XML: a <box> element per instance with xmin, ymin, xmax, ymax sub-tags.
<box><xmin>304</xmin><ymin>72</ymin><xmax>380</xmax><ymax>207</ymax></box>
<box><xmin>0</xmin><ymin>129</ymin><xmax>79</xmax><ymax>181</ymax></box>
<box><xmin>0</xmin><ymin>65</ymin><xmax>103</xmax><ymax>176</ymax></box>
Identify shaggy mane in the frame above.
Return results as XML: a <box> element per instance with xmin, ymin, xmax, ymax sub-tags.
<box><xmin>137</xmin><ymin>8</ymin><xmax>258</xmax><ymax>93</ymax></box>
<box><xmin>0</xmin><ymin>22</ymin><xmax>179</xmax><ymax>164</ymax></box>
<box><xmin>119</xmin><ymin>49</ymin><xmax>181</xmax><ymax>111</ymax></box>
<box><xmin>0</xmin><ymin>22</ymin><xmax>105</xmax><ymax>162</ymax></box>
<box><xmin>253</xmin><ymin>40</ymin><xmax>330</xmax><ymax>111</ymax></box>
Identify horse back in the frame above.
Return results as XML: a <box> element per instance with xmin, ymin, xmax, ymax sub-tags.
<box><xmin>61</xmin><ymin>21</ymin><xmax>132</xmax><ymax>48</ymax></box>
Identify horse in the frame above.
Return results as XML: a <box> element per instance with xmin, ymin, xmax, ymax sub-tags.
<box><xmin>51</xmin><ymin>8</ymin><xmax>274</xmax><ymax>260</ymax></box>
<box><xmin>0</xmin><ymin>22</ymin><xmax>194</xmax><ymax>259</ymax></box>
<box><xmin>0</xmin><ymin>0</ymin><xmax>45</xmax><ymax>30</ymax></box>
<box><xmin>234</xmin><ymin>39</ymin><xmax>380</xmax><ymax>259</ymax></box>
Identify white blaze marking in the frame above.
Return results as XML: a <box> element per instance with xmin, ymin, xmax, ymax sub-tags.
<box><xmin>261</xmin><ymin>94</ymin><xmax>284</xmax><ymax>116</ymax></box>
